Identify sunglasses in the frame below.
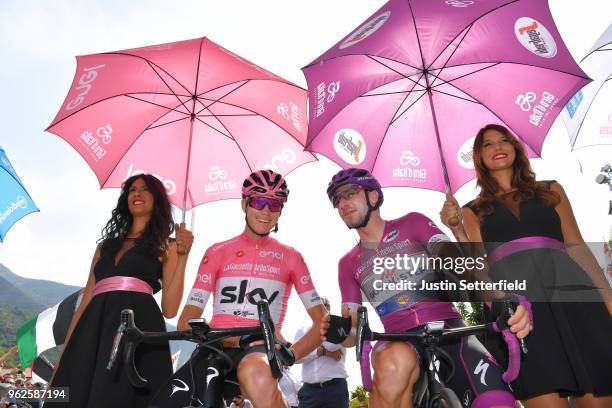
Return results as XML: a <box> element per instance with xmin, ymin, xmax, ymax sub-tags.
<box><xmin>332</xmin><ymin>184</ymin><xmax>364</xmax><ymax>208</ymax></box>
<box><xmin>248</xmin><ymin>196</ymin><xmax>284</xmax><ymax>212</ymax></box>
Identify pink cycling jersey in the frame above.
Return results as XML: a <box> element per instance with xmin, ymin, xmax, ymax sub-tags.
<box><xmin>339</xmin><ymin>212</ymin><xmax>461</xmax><ymax>332</ymax></box>
<box><xmin>186</xmin><ymin>232</ymin><xmax>321</xmax><ymax>329</ymax></box>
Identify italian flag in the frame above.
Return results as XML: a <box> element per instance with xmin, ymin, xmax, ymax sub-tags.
<box><xmin>17</xmin><ymin>290</ymin><xmax>82</xmax><ymax>367</ymax></box>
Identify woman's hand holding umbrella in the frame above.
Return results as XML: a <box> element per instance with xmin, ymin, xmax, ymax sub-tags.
<box><xmin>440</xmin><ymin>194</ymin><xmax>463</xmax><ymax>231</ymax></box>
<box><xmin>175</xmin><ymin>223</ymin><xmax>193</xmax><ymax>256</ymax></box>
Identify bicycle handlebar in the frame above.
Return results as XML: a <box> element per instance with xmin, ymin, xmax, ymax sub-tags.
<box><xmin>355</xmin><ymin>306</ymin><xmax>524</xmax><ymax>390</ymax></box>
<box><xmin>107</xmin><ymin>300</ymin><xmax>282</xmax><ymax>387</ymax></box>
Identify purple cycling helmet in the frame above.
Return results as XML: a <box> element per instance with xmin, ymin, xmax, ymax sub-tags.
<box><xmin>327</xmin><ymin>168</ymin><xmax>383</xmax><ymax>209</ymax></box>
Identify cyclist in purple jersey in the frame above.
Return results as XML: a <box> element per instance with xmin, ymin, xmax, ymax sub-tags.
<box><xmin>328</xmin><ymin>168</ymin><xmax>532</xmax><ymax>408</ymax></box>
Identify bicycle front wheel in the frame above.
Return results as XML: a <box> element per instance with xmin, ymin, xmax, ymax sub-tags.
<box><xmin>429</xmin><ymin>387</ymin><xmax>462</xmax><ymax>408</ymax></box>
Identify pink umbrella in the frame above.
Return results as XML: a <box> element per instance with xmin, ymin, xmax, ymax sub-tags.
<box><xmin>302</xmin><ymin>0</ymin><xmax>590</xmax><ymax>193</ymax></box>
<box><xmin>47</xmin><ymin>37</ymin><xmax>314</xmax><ymax>213</ymax></box>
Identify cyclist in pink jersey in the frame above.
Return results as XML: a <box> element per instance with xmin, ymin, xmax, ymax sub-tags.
<box><xmin>156</xmin><ymin>170</ymin><xmax>328</xmax><ymax>408</ymax></box>
<box><xmin>328</xmin><ymin>168</ymin><xmax>532</xmax><ymax>408</ymax></box>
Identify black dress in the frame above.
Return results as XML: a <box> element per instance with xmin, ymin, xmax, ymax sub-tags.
<box><xmin>48</xmin><ymin>243</ymin><xmax>172</xmax><ymax>407</ymax></box>
<box><xmin>466</xmin><ymin>183</ymin><xmax>612</xmax><ymax>400</ymax></box>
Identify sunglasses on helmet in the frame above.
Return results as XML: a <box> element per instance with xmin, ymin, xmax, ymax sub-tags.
<box><xmin>247</xmin><ymin>196</ymin><xmax>284</xmax><ymax>212</ymax></box>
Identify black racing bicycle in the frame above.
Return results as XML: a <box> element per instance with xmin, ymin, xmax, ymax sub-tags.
<box><xmin>355</xmin><ymin>301</ymin><xmax>525</xmax><ymax>408</ymax></box>
<box><xmin>107</xmin><ymin>300</ymin><xmax>285</xmax><ymax>408</ymax></box>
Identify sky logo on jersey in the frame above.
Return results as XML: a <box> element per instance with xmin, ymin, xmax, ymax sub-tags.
<box><xmin>220</xmin><ymin>280</ymin><xmax>279</xmax><ymax>304</ymax></box>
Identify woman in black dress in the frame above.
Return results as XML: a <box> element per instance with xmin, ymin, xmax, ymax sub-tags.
<box><xmin>440</xmin><ymin>124</ymin><xmax>612</xmax><ymax>408</ymax></box>
<box><xmin>48</xmin><ymin>174</ymin><xmax>194</xmax><ymax>407</ymax></box>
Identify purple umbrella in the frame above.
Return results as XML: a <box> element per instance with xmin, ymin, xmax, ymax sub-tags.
<box><xmin>303</xmin><ymin>0</ymin><xmax>590</xmax><ymax>193</ymax></box>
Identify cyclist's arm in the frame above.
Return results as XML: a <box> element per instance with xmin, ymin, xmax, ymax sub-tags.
<box><xmin>177</xmin><ymin>248</ymin><xmax>218</xmax><ymax>331</ymax></box>
<box><xmin>288</xmin><ymin>250</ymin><xmax>328</xmax><ymax>360</ymax></box>
<box><xmin>339</xmin><ymin>257</ymin><xmax>361</xmax><ymax>348</ymax></box>
<box><xmin>290</xmin><ymin>303</ymin><xmax>328</xmax><ymax>361</ymax></box>
<box><xmin>293</xmin><ymin>325</ymin><xmax>316</xmax><ymax>363</ymax></box>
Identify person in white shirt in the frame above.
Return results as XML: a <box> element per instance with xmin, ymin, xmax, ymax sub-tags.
<box><xmin>229</xmin><ymin>394</ymin><xmax>253</xmax><ymax>408</ymax></box>
<box><xmin>279</xmin><ymin>368</ymin><xmax>301</xmax><ymax>408</ymax></box>
<box><xmin>294</xmin><ymin>297</ymin><xmax>349</xmax><ymax>408</ymax></box>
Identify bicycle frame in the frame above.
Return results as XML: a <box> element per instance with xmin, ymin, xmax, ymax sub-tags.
<box><xmin>107</xmin><ymin>300</ymin><xmax>283</xmax><ymax>388</ymax></box>
<box><xmin>355</xmin><ymin>306</ymin><xmax>522</xmax><ymax>407</ymax></box>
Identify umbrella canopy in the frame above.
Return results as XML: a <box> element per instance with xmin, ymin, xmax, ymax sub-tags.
<box><xmin>561</xmin><ymin>23</ymin><xmax>612</xmax><ymax>149</ymax></box>
<box><xmin>47</xmin><ymin>37</ymin><xmax>315</xmax><ymax>211</ymax></box>
<box><xmin>303</xmin><ymin>0</ymin><xmax>590</xmax><ymax>193</ymax></box>
<box><xmin>0</xmin><ymin>147</ymin><xmax>39</xmax><ymax>242</ymax></box>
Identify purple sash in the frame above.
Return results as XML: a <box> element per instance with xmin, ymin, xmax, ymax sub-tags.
<box><xmin>488</xmin><ymin>236</ymin><xmax>565</xmax><ymax>266</ymax></box>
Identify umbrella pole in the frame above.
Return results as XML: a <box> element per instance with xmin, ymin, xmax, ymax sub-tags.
<box><xmin>424</xmin><ymin>74</ymin><xmax>459</xmax><ymax>226</ymax></box>
<box><xmin>181</xmin><ymin>115</ymin><xmax>197</xmax><ymax>224</ymax></box>
<box><xmin>176</xmin><ymin>115</ymin><xmax>196</xmax><ymax>255</ymax></box>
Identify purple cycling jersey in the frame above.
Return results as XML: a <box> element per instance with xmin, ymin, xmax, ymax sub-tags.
<box><xmin>339</xmin><ymin>212</ymin><xmax>461</xmax><ymax>332</ymax></box>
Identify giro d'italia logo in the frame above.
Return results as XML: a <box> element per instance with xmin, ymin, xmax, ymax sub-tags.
<box><xmin>457</xmin><ymin>137</ymin><xmax>475</xmax><ymax>169</ymax></box>
<box><xmin>339</xmin><ymin>11</ymin><xmax>391</xmax><ymax>49</ymax></box>
<box><xmin>333</xmin><ymin>129</ymin><xmax>367</xmax><ymax>165</ymax></box>
<box><xmin>515</xmin><ymin>17</ymin><xmax>557</xmax><ymax>58</ymax></box>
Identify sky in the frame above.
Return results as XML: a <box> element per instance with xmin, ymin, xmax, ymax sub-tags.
<box><xmin>0</xmin><ymin>0</ymin><xmax>611</xmax><ymax>391</ymax></box>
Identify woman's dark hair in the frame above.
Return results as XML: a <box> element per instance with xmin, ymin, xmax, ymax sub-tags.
<box><xmin>99</xmin><ymin>174</ymin><xmax>174</xmax><ymax>259</ymax></box>
<box><xmin>471</xmin><ymin>124</ymin><xmax>559</xmax><ymax>217</ymax></box>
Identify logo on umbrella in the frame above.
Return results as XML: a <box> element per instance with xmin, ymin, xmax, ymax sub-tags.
<box><xmin>457</xmin><ymin>137</ymin><xmax>475</xmax><ymax>169</ymax></box>
<box><xmin>333</xmin><ymin>129</ymin><xmax>366</xmax><ymax>165</ymax></box>
<box><xmin>445</xmin><ymin>0</ymin><xmax>475</xmax><ymax>7</ymax></box>
<box><xmin>565</xmin><ymin>90</ymin><xmax>584</xmax><ymax>119</ymax></box>
<box><xmin>125</xmin><ymin>163</ymin><xmax>177</xmax><ymax>195</ymax></box>
<box><xmin>0</xmin><ymin>196</ymin><xmax>28</xmax><ymax>225</ymax></box>
<box><xmin>516</xmin><ymin>91</ymin><xmax>557</xmax><ymax>127</ymax></box>
<box><xmin>339</xmin><ymin>11</ymin><xmax>391</xmax><ymax>50</ymax></box>
<box><xmin>515</xmin><ymin>18</ymin><xmax>557</xmax><ymax>58</ymax></box>
<box><xmin>65</xmin><ymin>64</ymin><xmax>106</xmax><ymax>111</ymax></box>
<box><xmin>277</xmin><ymin>102</ymin><xmax>303</xmax><ymax>132</ymax></box>
<box><xmin>515</xmin><ymin>92</ymin><xmax>537</xmax><ymax>112</ymax></box>
<box><xmin>208</xmin><ymin>166</ymin><xmax>229</xmax><ymax>180</ymax></box>
<box><xmin>399</xmin><ymin>151</ymin><xmax>421</xmax><ymax>166</ymax></box>
<box><xmin>263</xmin><ymin>148</ymin><xmax>297</xmax><ymax>173</ymax></box>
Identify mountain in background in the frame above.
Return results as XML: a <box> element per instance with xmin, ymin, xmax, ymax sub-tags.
<box><xmin>0</xmin><ymin>264</ymin><xmax>81</xmax><ymax>353</ymax></box>
<box><xmin>0</xmin><ymin>263</ymin><xmax>80</xmax><ymax>309</ymax></box>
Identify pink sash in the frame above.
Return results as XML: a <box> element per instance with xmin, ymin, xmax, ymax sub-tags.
<box><xmin>92</xmin><ymin>276</ymin><xmax>153</xmax><ymax>297</ymax></box>
<box><xmin>488</xmin><ymin>236</ymin><xmax>565</xmax><ymax>266</ymax></box>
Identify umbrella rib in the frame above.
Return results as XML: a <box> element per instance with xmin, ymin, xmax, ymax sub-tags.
<box><xmin>198</xmin><ymin>113</ymin><xmax>258</xmax><ymax>117</ymax></box>
<box><xmin>441</xmin><ymin>80</ymin><xmax>539</xmax><ymax>153</ymax></box>
<box><xmin>193</xmin><ymin>38</ymin><xmax>204</xmax><ymax>98</ymax></box>
<box><xmin>389</xmin><ymin>91</ymin><xmax>428</xmax><ymax>125</ymax></box>
<box><xmin>430</xmin><ymin>88</ymin><xmax>479</xmax><ymax>104</ymax></box>
<box><xmin>429</xmin><ymin>24</ymin><xmax>474</xmax><ymax>89</ymax></box>
<box><xmin>430</xmin><ymin>62</ymin><xmax>501</xmax><ymax>90</ymax></box>
<box><xmin>144</xmin><ymin>60</ymin><xmax>193</xmax><ymax>115</ymax></box>
<box><xmin>125</xmin><ymin>94</ymin><xmax>191</xmax><ymax>116</ymax></box>
<box><xmin>105</xmin><ymin>51</ymin><xmax>194</xmax><ymax>95</ymax></box>
<box><xmin>430</xmin><ymin>60</ymin><xmax>590</xmax><ymax>88</ymax></box>
<box><xmin>426</xmin><ymin>0</ymin><xmax>520</xmax><ymax>69</ymax></box>
<box><xmin>196</xmin><ymin>80</ymin><xmax>251</xmax><ymax>115</ymax></box>
<box><xmin>194</xmin><ymin>116</ymin><xmax>234</xmax><ymax>141</ymax></box>
<box><xmin>370</xmin><ymin>86</ymin><xmax>428</xmax><ymax>174</ymax></box>
<box><xmin>366</xmin><ymin>55</ymin><xmax>422</xmax><ymax>86</ymax></box>
<box><xmin>361</xmin><ymin>88</ymin><xmax>425</xmax><ymax>97</ymax></box>
<box><xmin>146</xmin><ymin>116</ymin><xmax>190</xmax><ymax>131</ymax></box>
<box><xmin>580</xmin><ymin>41</ymin><xmax>612</xmax><ymax>63</ymax></box>
<box><xmin>196</xmin><ymin>115</ymin><xmax>255</xmax><ymax>174</ymax></box>
<box><xmin>197</xmin><ymin>96</ymin><xmax>310</xmax><ymax>150</ymax></box>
